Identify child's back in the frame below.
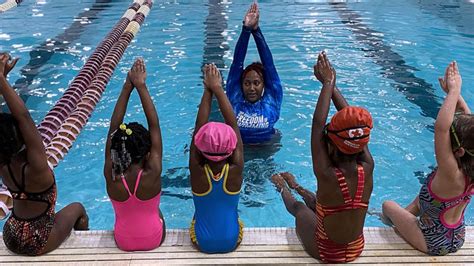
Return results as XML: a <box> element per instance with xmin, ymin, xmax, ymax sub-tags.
<box><xmin>104</xmin><ymin>58</ymin><xmax>165</xmax><ymax>251</ymax></box>
<box><xmin>382</xmin><ymin>62</ymin><xmax>473</xmax><ymax>256</ymax></box>
<box><xmin>316</xmin><ymin>160</ymin><xmax>373</xmax><ymax>245</ymax></box>
<box><xmin>271</xmin><ymin>52</ymin><xmax>374</xmax><ymax>263</ymax></box>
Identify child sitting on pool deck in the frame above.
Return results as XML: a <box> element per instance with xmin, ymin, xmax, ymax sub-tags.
<box><xmin>104</xmin><ymin>58</ymin><xmax>165</xmax><ymax>251</ymax></box>
<box><xmin>189</xmin><ymin>63</ymin><xmax>244</xmax><ymax>253</ymax></box>
<box><xmin>0</xmin><ymin>53</ymin><xmax>89</xmax><ymax>256</ymax></box>
<box><xmin>382</xmin><ymin>61</ymin><xmax>473</xmax><ymax>256</ymax></box>
<box><xmin>272</xmin><ymin>52</ymin><xmax>374</xmax><ymax>263</ymax></box>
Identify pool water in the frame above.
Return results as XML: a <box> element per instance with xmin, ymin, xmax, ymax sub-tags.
<box><xmin>1</xmin><ymin>0</ymin><xmax>473</xmax><ymax>229</ymax></box>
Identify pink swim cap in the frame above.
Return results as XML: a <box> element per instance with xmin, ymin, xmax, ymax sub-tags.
<box><xmin>194</xmin><ymin>122</ymin><xmax>238</xmax><ymax>162</ymax></box>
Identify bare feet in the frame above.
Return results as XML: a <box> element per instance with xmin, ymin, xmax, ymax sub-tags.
<box><xmin>280</xmin><ymin>172</ymin><xmax>300</xmax><ymax>190</ymax></box>
<box><xmin>271</xmin><ymin>174</ymin><xmax>288</xmax><ymax>193</ymax></box>
<box><xmin>368</xmin><ymin>209</ymin><xmax>394</xmax><ymax>227</ymax></box>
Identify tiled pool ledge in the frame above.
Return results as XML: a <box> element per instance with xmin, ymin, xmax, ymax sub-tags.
<box><xmin>1</xmin><ymin>227</ymin><xmax>473</xmax><ymax>264</ymax></box>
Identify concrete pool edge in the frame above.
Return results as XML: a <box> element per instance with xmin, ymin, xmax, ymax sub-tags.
<box><xmin>0</xmin><ymin>226</ymin><xmax>472</xmax><ymax>248</ymax></box>
<box><xmin>1</xmin><ymin>227</ymin><xmax>473</xmax><ymax>264</ymax></box>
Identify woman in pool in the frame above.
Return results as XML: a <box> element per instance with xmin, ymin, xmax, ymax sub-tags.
<box><xmin>0</xmin><ymin>53</ymin><xmax>89</xmax><ymax>256</ymax></box>
<box><xmin>104</xmin><ymin>58</ymin><xmax>165</xmax><ymax>251</ymax></box>
<box><xmin>382</xmin><ymin>62</ymin><xmax>473</xmax><ymax>256</ymax></box>
<box><xmin>226</xmin><ymin>2</ymin><xmax>283</xmax><ymax>144</ymax></box>
<box><xmin>271</xmin><ymin>52</ymin><xmax>374</xmax><ymax>263</ymax></box>
<box><xmin>189</xmin><ymin>63</ymin><xmax>244</xmax><ymax>253</ymax></box>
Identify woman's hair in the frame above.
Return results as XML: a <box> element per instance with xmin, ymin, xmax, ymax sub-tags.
<box><xmin>110</xmin><ymin>122</ymin><xmax>151</xmax><ymax>177</ymax></box>
<box><xmin>0</xmin><ymin>113</ymin><xmax>24</xmax><ymax>164</ymax></box>
<box><xmin>241</xmin><ymin>62</ymin><xmax>264</xmax><ymax>84</ymax></box>
<box><xmin>450</xmin><ymin>114</ymin><xmax>474</xmax><ymax>182</ymax></box>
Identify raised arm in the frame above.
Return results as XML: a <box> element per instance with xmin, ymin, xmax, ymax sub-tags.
<box><xmin>131</xmin><ymin>59</ymin><xmax>162</xmax><ymax>174</ymax></box>
<box><xmin>331</xmin><ymin>87</ymin><xmax>349</xmax><ymax>111</ymax></box>
<box><xmin>0</xmin><ymin>54</ymin><xmax>49</xmax><ymax>173</ymax></box>
<box><xmin>189</xmin><ymin>67</ymin><xmax>214</xmax><ymax>173</ymax></box>
<box><xmin>225</xmin><ymin>6</ymin><xmax>253</xmax><ymax>103</ymax></box>
<box><xmin>434</xmin><ymin>61</ymin><xmax>462</xmax><ymax>177</ymax></box>
<box><xmin>205</xmin><ymin>64</ymin><xmax>243</xmax><ymax>168</ymax></box>
<box><xmin>104</xmin><ymin>62</ymin><xmax>134</xmax><ymax>180</ymax></box>
<box><xmin>311</xmin><ymin>52</ymin><xmax>335</xmax><ymax>178</ymax></box>
<box><xmin>438</xmin><ymin>64</ymin><xmax>471</xmax><ymax>115</ymax></box>
<box><xmin>252</xmin><ymin>12</ymin><xmax>282</xmax><ymax>107</ymax></box>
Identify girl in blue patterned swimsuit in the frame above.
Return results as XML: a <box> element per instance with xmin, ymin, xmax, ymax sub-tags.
<box><xmin>382</xmin><ymin>61</ymin><xmax>474</xmax><ymax>255</ymax></box>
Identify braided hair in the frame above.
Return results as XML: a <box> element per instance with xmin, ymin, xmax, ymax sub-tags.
<box><xmin>0</xmin><ymin>113</ymin><xmax>24</xmax><ymax>165</ymax></box>
<box><xmin>110</xmin><ymin>122</ymin><xmax>151</xmax><ymax>177</ymax></box>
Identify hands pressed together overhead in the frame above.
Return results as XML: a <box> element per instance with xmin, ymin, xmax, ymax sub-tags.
<box><xmin>314</xmin><ymin>51</ymin><xmax>336</xmax><ymax>86</ymax></box>
<box><xmin>203</xmin><ymin>63</ymin><xmax>223</xmax><ymax>94</ymax></box>
<box><xmin>438</xmin><ymin>61</ymin><xmax>462</xmax><ymax>94</ymax></box>
<box><xmin>244</xmin><ymin>2</ymin><xmax>259</xmax><ymax>30</ymax></box>
<box><xmin>127</xmin><ymin>57</ymin><xmax>147</xmax><ymax>89</ymax></box>
<box><xmin>0</xmin><ymin>53</ymin><xmax>19</xmax><ymax>78</ymax></box>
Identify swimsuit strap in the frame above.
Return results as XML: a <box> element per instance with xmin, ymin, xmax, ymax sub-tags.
<box><xmin>334</xmin><ymin>164</ymin><xmax>366</xmax><ymax>204</ymax></box>
<box><xmin>354</xmin><ymin>165</ymin><xmax>365</xmax><ymax>203</ymax></box>
<box><xmin>133</xmin><ymin>169</ymin><xmax>144</xmax><ymax>196</ymax></box>
<box><xmin>334</xmin><ymin>168</ymin><xmax>352</xmax><ymax>204</ymax></box>
<box><xmin>120</xmin><ymin>175</ymin><xmax>133</xmax><ymax>197</ymax></box>
<box><xmin>204</xmin><ymin>164</ymin><xmax>227</xmax><ymax>182</ymax></box>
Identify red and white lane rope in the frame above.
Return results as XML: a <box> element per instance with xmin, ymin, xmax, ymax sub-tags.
<box><xmin>42</xmin><ymin>0</ymin><xmax>152</xmax><ymax>168</ymax></box>
<box><xmin>0</xmin><ymin>0</ymin><xmax>22</xmax><ymax>13</ymax></box>
<box><xmin>38</xmin><ymin>0</ymin><xmax>150</xmax><ymax>145</ymax></box>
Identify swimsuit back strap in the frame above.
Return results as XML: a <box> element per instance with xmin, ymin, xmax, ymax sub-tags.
<box><xmin>334</xmin><ymin>168</ymin><xmax>352</xmax><ymax>204</ymax></box>
<box><xmin>120</xmin><ymin>175</ymin><xmax>133</xmax><ymax>197</ymax></box>
<box><xmin>133</xmin><ymin>169</ymin><xmax>144</xmax><ymax>196</ymax></box>
<box><xmin>354</xmin><ymin>165</ymin><xmax>365</xmax><ymax>203</ymax></box>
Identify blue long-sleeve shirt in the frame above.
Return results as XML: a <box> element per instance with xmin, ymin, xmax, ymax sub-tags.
<box><xmin>226</xmin><ymin>26</ymin><xmax>283</xmax><ymax>144</ymax></box>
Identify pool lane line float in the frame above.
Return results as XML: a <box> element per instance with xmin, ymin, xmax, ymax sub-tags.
<box><xmin>38</xmin><ymin>0</ymin><xmax>148</xmax><ymax>145</ymax></box>
<box><xmin>0</xmin><ymin>0</ymin><xmax>21</xmax><ymax>13</ymax></box>
<box><xmin>45</xmin><ymin>0</ymin><xmax>152</xmax><ymax>168</ymax></box>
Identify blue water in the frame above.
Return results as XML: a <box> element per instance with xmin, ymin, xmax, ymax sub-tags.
<box><xmin>1</xmin><ymin>0</ymin><xmax>473</xmax><ymax>229</ymax></box>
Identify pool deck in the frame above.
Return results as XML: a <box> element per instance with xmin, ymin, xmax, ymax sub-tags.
<box><xmin>0</xmin><ymin>227</ymin><xmax>473</xmax><ymax>265</ymax></box>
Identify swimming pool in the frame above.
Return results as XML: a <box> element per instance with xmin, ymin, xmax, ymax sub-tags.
<box><xmin>1</xmin><ymin>0</ymin><xmax>473</xmax><ymax>229</ymax></box>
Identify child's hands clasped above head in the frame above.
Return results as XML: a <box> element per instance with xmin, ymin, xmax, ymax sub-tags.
<box><xmin>445</xmin><ymin>61</ymin><xmax>462</xmax><ymax>93</ymax></box>
<box><xmin>314</xmin><ymin>51</ymin><xmax>335</xmax><ymax>86</ymax></box>
<box><xmin>203</xmin><ymin>63</ymin><xmax>223</xmax><ymax>94</ymax></box>
<box><xmin>128</xmin><ymin>57</ymin><xmax>147</xmax><ymax>88</ymax></box>
<box><xmin>0</xmin><ymin>53</ymin><xmax>19</xmax><ymax>78</ymax></box>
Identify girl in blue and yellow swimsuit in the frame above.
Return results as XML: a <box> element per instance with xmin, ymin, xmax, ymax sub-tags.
<box><xmin>382</xmin><ymin>62</ymin><xmax>474</xmax><ymax>256</ymax></box>
<box><xmin>189</xmin><ymin>63</ymin><xmax>244</xmax><ymax>253</ymax></box>
<box><xmin>226</xmin><ymin>2</ymin><xmax>283</xmax><ymax>144</ymax></box>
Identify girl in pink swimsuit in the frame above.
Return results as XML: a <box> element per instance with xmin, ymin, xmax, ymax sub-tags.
<box><xmin>104</xmin><ymin>58</ymin><xmax>165</xmax><ymax>251</ymax></box>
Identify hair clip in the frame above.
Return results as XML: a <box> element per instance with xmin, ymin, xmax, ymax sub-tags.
<box><xmin>125</xmin><ymin>128</ymin><xmax>133</xmax><ymax>135</ymax></box>
<box><xmin>119</xmin><ymin>124</ymin><xmax>127</xmax><ymax>131</ymax></box>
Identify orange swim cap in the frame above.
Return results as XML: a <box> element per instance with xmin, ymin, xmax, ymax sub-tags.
<box><xmin>326</xmin><ymin>106</ymin><xmax>373</xmax><ymax>154</ymax></box>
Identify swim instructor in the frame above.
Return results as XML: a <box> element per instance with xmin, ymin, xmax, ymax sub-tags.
<box><xmin>226</xmin><ymin>2</ymin><xmax>283</xmax><ymax>144</ymax></box>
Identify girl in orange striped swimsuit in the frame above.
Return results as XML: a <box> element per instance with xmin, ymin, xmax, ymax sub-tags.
<box><xmin>272</xmin><ymin>52</ymin><xmax>374</xmax><ymax>263</ymax></box>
